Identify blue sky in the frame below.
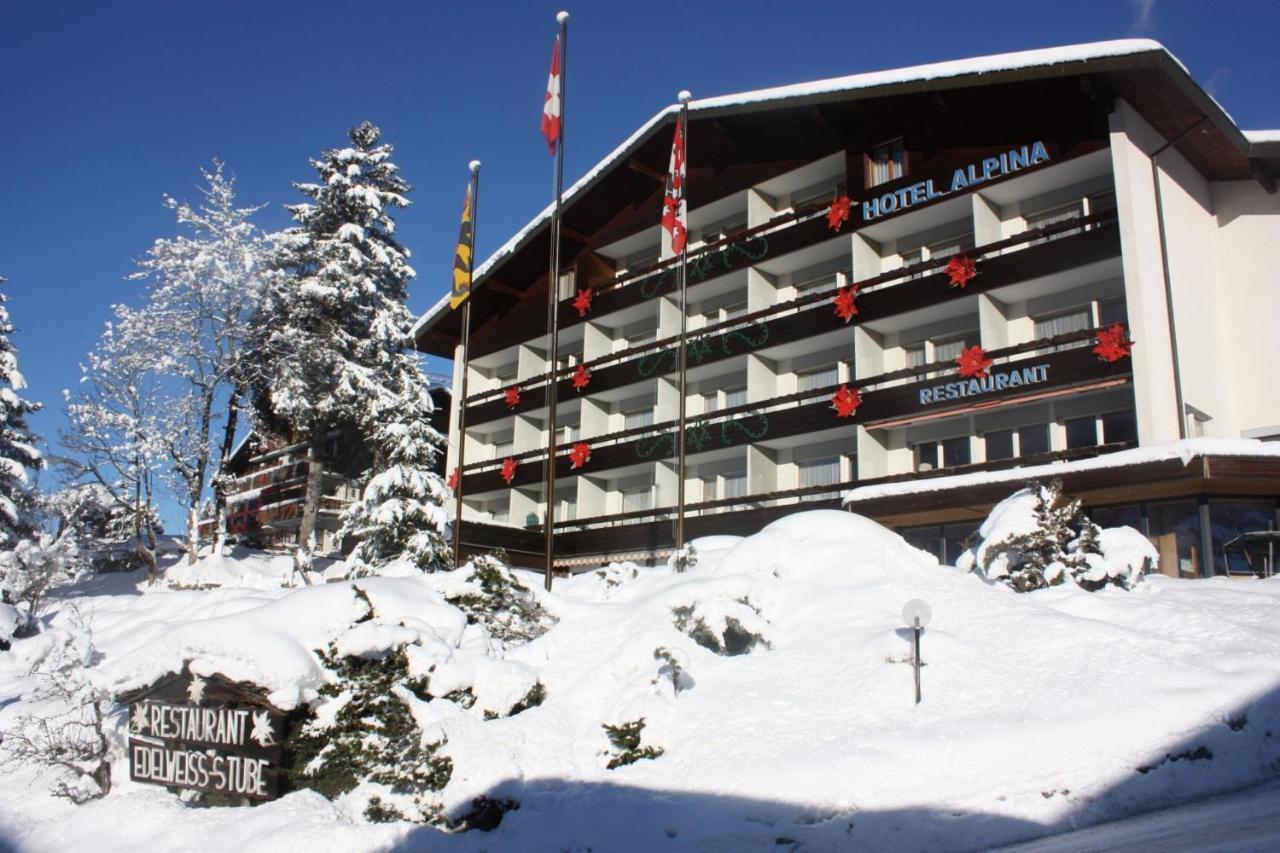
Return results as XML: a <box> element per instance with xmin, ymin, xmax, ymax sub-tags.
<box><xmin>2</xmin><ymin>0</ymin><xmax>1277</xmax><ymax>527</ymax></box>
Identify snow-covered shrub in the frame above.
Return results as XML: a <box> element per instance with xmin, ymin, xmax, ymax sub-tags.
<box><xmin>671</xmin><ymin>598</ymin><xmax>772</xmax><ymax>656</ymax></box>
<box><xmin>1068</xmin><ymin>523</ymin><xmax>1155</xmax><ymax>591</ymax></box>
<box><xmin>961</xmin><ymin>480</ymin><xmax>1151</xmax><ymax>592</ymax></box>
<box><xmin>667</xmin><ymin>543</ymin><xmax>698</xmax><ymax>573</ymax></box>
<box><xmin>652</xmin><ymin>646</ymin><xmax>694</xmax><ymax>695</ymax></box>
<box><xmin>602</xmin><ymin>718</ymin><xmax>664</xmax><ymax>769</ymax></box>
<box><xmin>0</xmin><ymin>532</ymin><xmax>82</xmax><ymax>640</ymax></box>
<box><xmin>444</xmin><ymin>555</ymin><xmax>553</xmax><ymax>647</ymax></box>
<box><xmin>289</xmin><ymin>637</ymin><xmax>452</xmax><ymax>824</ymax></box>
<box><xmin>0</xmin><ymin>611</ymin><xmax>114</xmax><ymax>803</ymax></box>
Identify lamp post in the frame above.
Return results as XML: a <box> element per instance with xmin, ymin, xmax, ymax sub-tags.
<box><xmin>901</xmin><ymin>599</ymin><xmax>932</xmax><ymax>705</ymax></box>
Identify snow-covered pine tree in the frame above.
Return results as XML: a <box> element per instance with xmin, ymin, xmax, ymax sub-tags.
<box><xmin>255</xmin><ymin>122</ymin><xmax>444</xmax><ymax>574</ymax></box>
<box><xmin>0</xmin><ymin>277</ymin><xmax>44</xmax><ymax>551</ymax></box>
<box><xmin>340</xmin><ymin>385</ymin><xmax>451</xmax><ymax>575</ymax></box>
<box><xmin>982</xmin><ymin>479</ymin><xmax>1081</xmax><ymax>592</ymax></box>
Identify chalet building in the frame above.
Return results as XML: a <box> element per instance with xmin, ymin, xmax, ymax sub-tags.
<box><xmin>202</xmin><ymin>386</ymin><xmax>451</xmax><ymax>554</ymax></box>
<box><xmin>412</xmin><ymin>40</ymin><xmax>1280</xmax><ymax>578</ymax></box>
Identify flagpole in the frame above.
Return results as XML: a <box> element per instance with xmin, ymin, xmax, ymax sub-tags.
<box><xmin>674</xmin><ymin>92</ymin><xmax>693</xmax><ymax>559</ymax></box>
<box><xmin>452</xmin><ymin>160</ymin><xmax>481</xmax><ymax>569</ymax></box>
<box><xmin>544</xmin><ymin>10</ymin><xmax>569</xmax><ymax>592</ymax></box>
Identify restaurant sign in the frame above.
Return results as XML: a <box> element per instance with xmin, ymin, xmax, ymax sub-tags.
<box><xmin>124</xmin><ymin>668</ymin><xmax>288</xmax><ymax>800</ymax></box>
<box><xmin>919</xmin><ymin>363</ymin><xmax>1049</xmax><ymax>406</ymax></box>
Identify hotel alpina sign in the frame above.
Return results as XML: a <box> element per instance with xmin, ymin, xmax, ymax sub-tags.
<box><xmin>122</xmin><ymin>668</ymin><xmax>288</xmax><ymax>800</ymax></box>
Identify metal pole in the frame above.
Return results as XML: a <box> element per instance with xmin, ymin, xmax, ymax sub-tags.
<box><xmin>544</xmin><ymin>11</ymin><xmax>568</xmax><ymax>592</ymax></box>
<box><xmin>913</xmin><ymin>617</ymin><xmax>922</xmax><ymax>705</ymax></box>
<box><xmin>452</xmin><ymin>163</ymin><xmax>480</xmax><ymax>570</ymax></box>
<box><xmin>674</xmin><ymin>93</ymin><xmax>691</xmax><ymax>554</ymax></box>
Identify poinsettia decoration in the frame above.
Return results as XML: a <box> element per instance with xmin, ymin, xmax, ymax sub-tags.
<box><xmin>447</xmin><ymin>467</ymin><xmax>460</xmax><ymax>491</ymax></box>
<box><xmin>955</xmin><ymin>345</ymin><xmax>994</xmax><ymax>379</ymax></box>
<box><xmin>831</xmin><ymin>384</ymin><xmax>863</xmax><ymax>418</ymax></box>
<box><xmin>573</xmin><ymin>287</ymin><xmax>593</xmax><ymax>317</ymax></box>
<box><xmin>945</xmin><ymin>255</ymin><xmax>977</xmax><ymax>288</ymax></box>
<box><xmin>569</xmin><ymin>441</ymin><xmax>592</xmax><ymax>469</ymax></box>
<box><xmin>500</xmin><ymin>457</ymin><xmax>518</xmax><ymax>485</ymax></box>
<box><xmin>504</xmin><ymin>386</ymin><xmax>521</xmax><ymax>409</ymax></box>
<box><xmin>827</xmin><ymin>195</ymin><xmax>852</xmax><ymax>231</ymax></box>
<box><xmin>832</xmin><ymin>283</ymin><xmax>860</xmax><ymax>324</ymax></box>
<box><xmin>572</xmin><ymin>363</ymin><xmax>591</xmax><ymax>391</ymax></box>
<box><xmin>1093</xmin><ymin>323</ymin><xmax>1134</xmax><ymax>362</ymax></box>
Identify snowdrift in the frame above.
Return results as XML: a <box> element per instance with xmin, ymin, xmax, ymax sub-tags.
<box><xmin>1</xmin><ymin>509</ymin><xmax>1279</xmax><ymax>852</ymax></box>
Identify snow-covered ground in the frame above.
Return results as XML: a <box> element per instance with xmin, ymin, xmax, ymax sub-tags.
<box><xmin>1</xmin><ymin>509</ymin><xmax>1279</xmax><ymax>852</ymax></box>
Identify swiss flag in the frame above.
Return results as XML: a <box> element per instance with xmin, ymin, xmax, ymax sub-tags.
<box><xmin>540</xmin><ymin>35</ymin><xmax>562</xmax><ymax>155</ymax></box>
<box><xmin>662</xmin><ymin>111</ymin><xmax>687</xmax><ymax>254</ymax></box>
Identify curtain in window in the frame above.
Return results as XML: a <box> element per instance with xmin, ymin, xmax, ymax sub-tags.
<box><xmin>799</xmin><ymin>457</ymin><xmax>840</xmax><ymax>487</ymax></box>
<box><xmin>724</xmin><ymin>387</ymin><xmax>747</xmax><ymax>409</ymax></box>
<box><xmin>624</xmin><ymin>409</ymin><xmax>654</xmax><ymax>430</ymax></box>
<box><xmin>622</xmin><ymin>488</ymin><xmax>653</xmax><ymax>512</ymax></box>
<box><xmin>1033</xmin><ymin>309</ymin><xmax>1091</xmax><ymax>340</ymax></box>
<box><xmin>798</xmin><ymin>365</ymin><xmax>838</xmax><ymax>392</ymax></box>
<box><xmin>723</xmin><ymin>472</ymin><xmax>748</xmax><ymax>499</ymax></box>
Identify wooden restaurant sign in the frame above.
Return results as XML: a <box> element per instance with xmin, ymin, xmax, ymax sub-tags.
<box><xmin>122</xmin><ymin>668</ymin><xmax>289</xmax><ymax>800</ymax></box>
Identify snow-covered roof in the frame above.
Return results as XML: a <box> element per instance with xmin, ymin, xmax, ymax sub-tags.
<box><xmin>842</xmin><ymin>438</ymin><xmax>1280</xmax><ymax>505</ymax></box>
<box><xmin>414</xmin><ymin>39</ymin><xmax>1186</xmax><ymax>342</ymax></box>
<box><xmin>1245</xmin><ymin>129</ymin><xmax>1280</xmax><ymax>144</ymax></box>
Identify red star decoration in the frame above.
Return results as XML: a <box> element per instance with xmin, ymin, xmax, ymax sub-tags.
<box><xmin>447</xmin><ymin>468</ymin><xmax>460</xmax><ymax>491</ymax></box>
<box><xmin>500</xmin><ymin>457</ymin><xmax>518</xmax><ymax>485</ymax></box>
<box><xmin>573</xmin><ymin>287</ymin><xmax>593</xmax><ymax>317</ymax></box>
<box><xmin>832</xmin><ymin>283</ymin><xmax>860</xmax><ymax>324</ymax></box>
<box><xmin>827</xmin><ymin>195</ymin><xmax>852</xmax><ymax>231</ymax></box>
<box><xmin>955</xmin><ymin>345</ymin><xmax>994</xmax><ymax>379</ymax></box>
<box><xmin>569</xmin><ymin>441</ymin><xmax>592</xmax><ymax>469</ymax></box>
<box><xmin>945</xmin><ymin>255</ymin><xmax>977</xmax><ymax>288</ymax></box>
<box><xmin>1093</xmin><ymin>323</ymin><xmax>1134</xmax><ymax>362</ymax></box>
<box><xmin>831</xmin><ymin>384</ymin><xmax>863</xmax><ymax>418</ymax></box>
<box><xmin>571</xmin><ymin>363</ymin><xmax>591</xmax><ymax>391</ymax></box>
<box><xmin>504</xmin><ymin>386</ymin><xmax>521</xmax><ymax>409</ymax></box>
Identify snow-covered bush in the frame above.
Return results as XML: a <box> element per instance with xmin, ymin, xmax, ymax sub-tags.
<box><xmin>602</xmin><ymin>718</ymin><xmax>664</xmax><ymax>769</ymax></box>
<box><xmin>671</xmin><ymin>598</ymin><xmax>772</xmax><ymax>656</ymax></box>
<box><xmin>444</xmin><ymin>555</ymin><xmax>553</xmax><ymax>647</ymax></box>
<box><xmin>0</xmin><ymin>532</ymin><xmax>82</xmax><ymax>641</ymax></box>
<box><xmin>0</xmin><ymin>611</ymin><xmax>114</xmax><ymax>803</ymax></box>
<box><xmin>960</xmin><ymin>479</ymin><xmax>1152</xmax><ymax>592</ymax></box>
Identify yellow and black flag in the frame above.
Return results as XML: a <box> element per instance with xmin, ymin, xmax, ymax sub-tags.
<box><xmin>450</xmin><ymin>183</ymin><xmax>475</xmax><ymax>309</ymax></box>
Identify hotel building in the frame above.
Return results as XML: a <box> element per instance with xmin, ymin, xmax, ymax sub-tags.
<box><xmin>412</xmin><ymin>40</ymin><xmax>1280</xmax><ymax>578</ymax></box>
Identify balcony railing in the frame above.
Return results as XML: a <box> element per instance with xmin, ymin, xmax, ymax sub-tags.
<box><xmin>461</xmin><ymin>210</ymin><xmax>1120</xmax><ymax>428</ymax></box>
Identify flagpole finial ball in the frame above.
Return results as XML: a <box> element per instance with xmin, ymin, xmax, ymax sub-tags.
<box><xmin>556</xmin><ymin>11</ymin><xmax>569</xmax><ymax>23</ymax></box>
<box><xmin>468</xmin><ymin>160</ymin><xmax>482</xmax><ymax>173</ymax></box>
<box><xmin>678</xmin><ymin>90</ymin><xmax>693</xmax><ymax>104</ymax></box>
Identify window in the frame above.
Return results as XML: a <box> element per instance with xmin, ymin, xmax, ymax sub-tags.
<box><xmin>724</xmin><ymin>386</ymin><xmax>748</xmax><ymax>409</ymax></box>
<box><xmin>799</xmin><ymin>456</ymin><xmax>841</xmax><ymax>488</ymax></box>
<box><xmin>866</xmin><ymin>138</ymin><xmax>905</xmax><ymax>188</ymax></box>
<box><xmin>724</xmin><ymin>302</ymin><xmax>748</xmax><ymax>321</ymax></box>
<box><xmin>700</xmin><ymin>214</ymin><xmax>747</xmax><ymax>245</ymax></box>
<box><xmin>1065</xmin><ymin>416</ymin><xmax>1098</xmax><ymax>449</ymax></box>
<box><xmin>1033</xmin><ymin>308</ymin><xmax>1092</xmax><ymax>341</ymax></box>
<box><xmin>1186</xmin><ymin>406</ymin><xmax>1212</xmax><ymax>438</ymax></box>
<box><xmin>561</xmin><ymin>422</ymin><xmax>581</xmax><ymax>444</ymax></box>
<box><xmin>795</xmin><ymin>273</ymin><xmax>839</xmax><ymax>295</ymax></box>
<box><xmin>926</xmin><ymin>234</ymin><xmax>974</xmax><ymax>261</ymax></box>
<box><xmin>1018</xmin><ymin>424</ymin><xmax>1050</xmax><ymax>456</ymax></box>
<box><xmin>492</xmin><ymin>509</ymin><xmax>510</xmax><ymax>525</ymax></box>
<box><xmin>941</xmin><ymin>436</ymin><xmax>971</xmax><ymax>467</ymax></box>
<box><xmin>793</xmin><ymin>182</ymin><xmax>841</xmax><ymax>210</ymax></box>
<box><xmin>622</xmin><ymin>487</ymin><xmax>654</xmax><ymax>513</ymax></box>
<box><xmin>559</xmin><ymin>497</ymin><xmax>577</xmax><ymax>522</ymax></box>
<box><xmin>1210</xmin><ymin>500</ymin><xmax>1278</xmax><ymax>576</ymax></box>
<box><xmin>1025</xmin><ymin>200</ymin><xmax>1083</xmax><ymax>234</ymax></box>
<box><xmin>1099</xmin><ymin>299</ymin><xmax>1127</xmax><ymax>328</ymax></box>
<box><xmin>1102</xmin><ymin>410</ymin><xmax>1137</xmax><ymax>445</ymax></box>
<box><xmin>702</xmin><ymin>392</ymin><xmax>718</xmax><ymax>414</ymax></box>
<box><xmin>933</xmin><ymin>337</ymin><xmax>967</xmax><ymax>366</ymax></box>
<box><xmin>904</xmin><ymin>344</ymin><xmax>927</xmax><ymax>370</ymax></box>
<box><xmin>493</xmin><ymin>439</ymin><xmax>513</xmax><ymax>459</ymax></box>
<box><xmin>1084</xmin><ymin>190</ymin><xmax>1117</xmax><ymax>217</ymax></box>
<box><xmin>701</xmin><ymin>476</ymin><xmax>718</xmax><ymax>502</ymax></box>
<box><xmin>985</xmin><ymin>430</ymin><xmax>1014</xmax><ymax>461</ymax></box>
<box><xmin>797</xmin><ymin>365</ymin><xmax>838</xmax><ymax>392</ymax></box>
<box><xmin>1149</xmin><ymin>500</ymin><xmax>1201</xmax><ymax>577</ymax></box>
<box><xmin>557</xmin><ymin>269</ymin><xmax>576</xmax><ymax>301</ymax></box>
<box><xmin>914</xmin><ymin>441</ymin><xmax>938</xmax><ymax>472</ymax></box>
<box><xmin>628</xmin><ymin>328</ymin><xmax>657</xmax><ymax>349</ymax></box>
<box><xmin>624</xmin><ymin>408</ymin><xmax>654</xmax><ymax>430</ymax></box>
<box><xmin>723</xmin><ymin>471</ymin><xmax>748</xmax><ymax>499</ymax></box>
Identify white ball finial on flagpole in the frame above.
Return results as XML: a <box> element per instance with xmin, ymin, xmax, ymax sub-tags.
<box><xmin>556</xmin><ymin>10</ymin><xmax>569</xmax><ymax>23</ymax></box>
<box><xmin>468</xmin><ymin>160</ymin><xmax>482</xmax><ymax>173</ymax></box>
<box><xmin>678</xmin><ymin>90</ymin><xmax>693</xmax><ymax>104</ymax></box>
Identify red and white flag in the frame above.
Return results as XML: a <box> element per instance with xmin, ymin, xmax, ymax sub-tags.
<box><xmin>540</xmin><ymin>35</ymin><xmax>562</xmax><ymax>155</ymax></box>
<box><xmin>662</xmin><ymin>111</ymin><xmax>687</xmax><ymax>254</ymax></box>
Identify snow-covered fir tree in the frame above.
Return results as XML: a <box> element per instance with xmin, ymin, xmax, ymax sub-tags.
<box><xmin>339</xmin><ymin>388</ymin><xmax>451</xmax><ymax>575</ymax></box>
<box><xmin>254</xmin><ymin>122</ymin><xmax>447</xmax><ymax>573</ymax></box>
<box><xmin>124</xmin><ymin>162</ymin><xmax>269</xmax><ymax>561</ymax></box>
<box><xmin>0</xmin><ymin>277</ymin><xmax>44</xmax><ymax>551</ymax></box>
<box><xmin>979</xmin><ymin>479</ymin><xmax>1081</xmax><ymax>592</ymax></box>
